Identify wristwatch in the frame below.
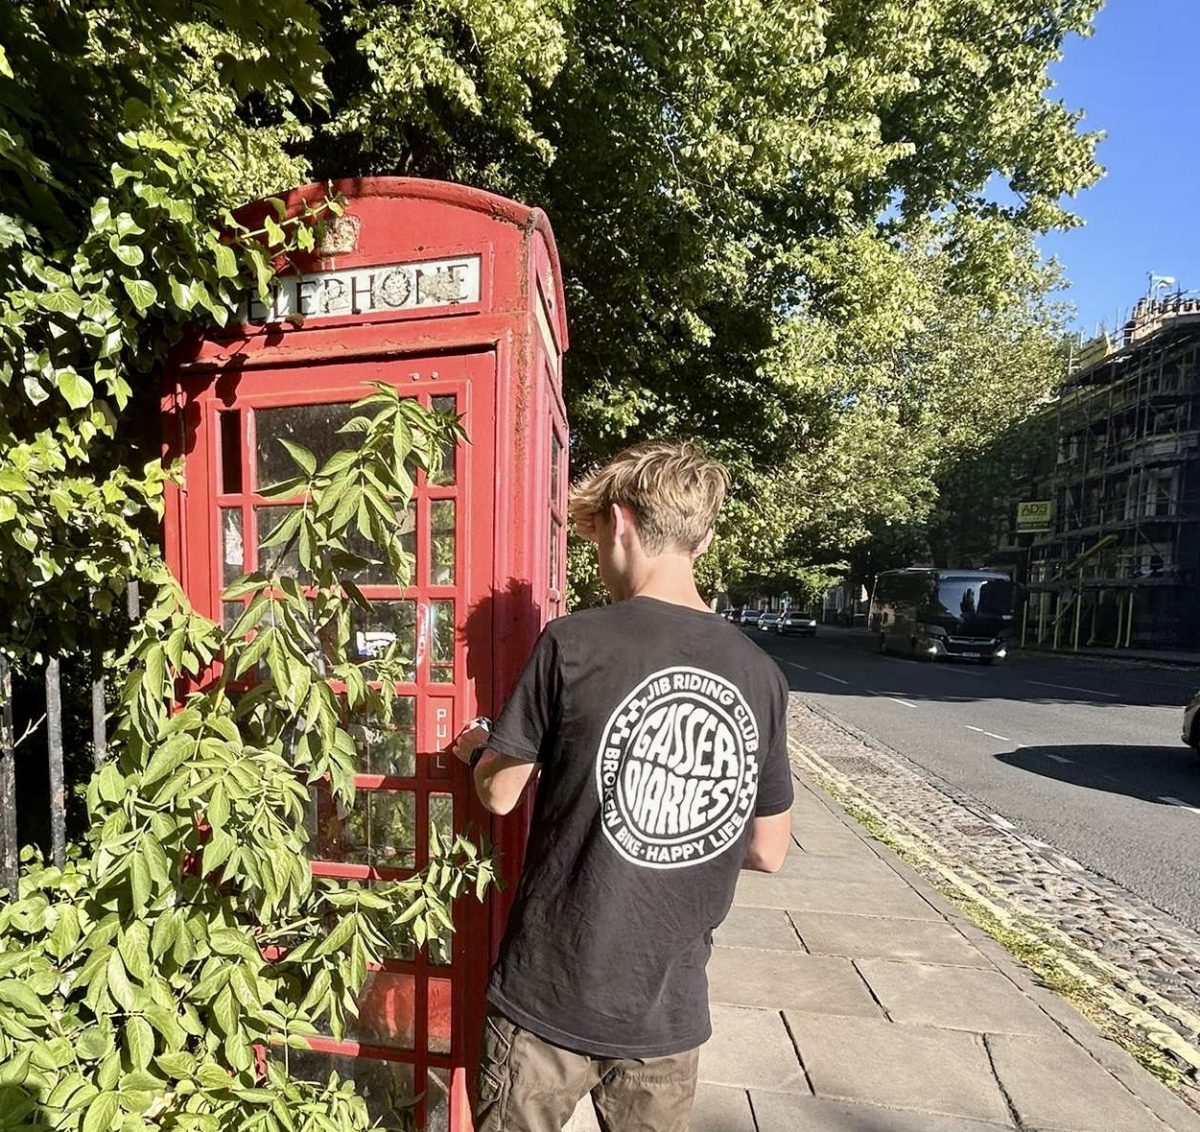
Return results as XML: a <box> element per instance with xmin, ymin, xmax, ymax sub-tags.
<box><xmin>467</xmin><ymin>717</ymin><xmax>492</xmax><ymax>770</ymax></box>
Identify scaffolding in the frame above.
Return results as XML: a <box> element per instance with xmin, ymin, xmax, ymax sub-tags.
<box><xmin>1007</xmin><ymin>296</ymin><xmax>1200</xmax><ymax>650</ymax></box>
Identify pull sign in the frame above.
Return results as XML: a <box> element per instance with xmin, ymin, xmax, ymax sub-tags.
<box><xmin>239</xmin><ymin>254</ymin><xmax>482</xmax><ymax>324</ymax></box>
<box><xmin>425</xmin><ymin>692</ymin><xmax>457</xmax><ymax>780</ymax></box>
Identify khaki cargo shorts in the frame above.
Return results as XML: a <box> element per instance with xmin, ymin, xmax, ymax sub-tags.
<box><xmin>474</xmin><ymin>1008</ymin><xmax>700</xmax><ymax>1132</ymax></box>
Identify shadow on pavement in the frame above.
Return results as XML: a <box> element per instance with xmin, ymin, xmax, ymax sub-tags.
<box><xmin>995</xmin><ymin>743</ymin><xmax>1200</xmax><ymax>807</ymax></box>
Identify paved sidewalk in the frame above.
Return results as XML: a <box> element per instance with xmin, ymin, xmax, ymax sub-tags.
<box><xmin>567</xmin><ymin>759</ymin><xmax>1200</xmax><ymax>1131</ymax></box>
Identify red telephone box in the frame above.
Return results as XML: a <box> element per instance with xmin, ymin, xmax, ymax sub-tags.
<box><xmin>162</xmin><ymin>178</ymin><xmax>569</xmax><ymax>1130</ymax></box>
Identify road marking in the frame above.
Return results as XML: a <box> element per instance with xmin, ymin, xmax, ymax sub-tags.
<box><xmin>815</xmin><ymin>671</ymin><xmax>850</xmax><ymax>685</ymax></box>
<box><xmin>786</xmin><ymin>662</ymin><xmax>809</xmax><ymax>672</ymax></box>
<box><xmin>1159</xmin><ymin>796</ymin><xmax>1200</xmax><ymax>815</ymax></box>
<box><xmin>871</xmin><ymin>692</ymin><xmax>917</xmax><ymax>708</ymax></box>
<box><xmin>1027</xmin><ymin>680</ymin><xmax>1119</xmax><ymax>699</ymax></box>
<box><xmin>965</xmin><ymin>725</ymin><xmax>1016</xmax><ymax>743</ymax></box>
<box><xmin>1046</xmin><ymin>754</ymin><xmax>1072</xmax><ymax>764</ymax></box>
<box><xmin>939</xmin><ymin>667</ymin><xmax>988</xmax><ymax>678</ymax></box>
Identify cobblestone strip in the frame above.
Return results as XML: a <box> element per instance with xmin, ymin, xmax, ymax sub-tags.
<box><xmin>787</xmin><ymin>698</ymin><xmax>1200</xmax><ymax>1106</ymax></box>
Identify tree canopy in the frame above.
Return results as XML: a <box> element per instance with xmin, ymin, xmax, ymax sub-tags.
<box><xmin>0</xmin><ymin>0</ymin><xmax>1102</xmax><ymax>638</ymax></box>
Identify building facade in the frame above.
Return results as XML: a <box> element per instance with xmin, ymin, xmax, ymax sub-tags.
<box><xmin>1000</xmin><ymin>296</ymin><xmax>1200</xmax><ymax>650</ymax></box>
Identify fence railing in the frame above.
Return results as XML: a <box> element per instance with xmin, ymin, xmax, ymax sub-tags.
<box><xmin>0</xmin><ymin>582</ymin><xmax>141</xmax><ymax>897</ymax></box>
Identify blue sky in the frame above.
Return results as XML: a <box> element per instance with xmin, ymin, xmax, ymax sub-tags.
<box><xmin>1040</xmin><ymin>0</ymin><xmax>1199</xmax><ymax>338</ymax></box>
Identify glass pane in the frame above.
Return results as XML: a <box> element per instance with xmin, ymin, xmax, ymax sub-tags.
<box><xmin>549</xmin><ymin>519</ymin><xmax>561</xmax><ymax>592</ymax></box>
<box><xmin>256</xmin><ymin>505</ymin><xmax>303</xmax><ymax>577</ymax></box>
<box><xmin>346</xmin><ymin>504</ymin><xmax>416</xmax><ymax>585</ymax></box>
<box><xmin>223</xmin><ymin>602</ymin><xmax>243</xmax><ymax>632</ymax></box>
<box><xmin>350</xmin><ymin>696</ymin><xmax>416</xmax><ymax>777</ymax></box>
<box><xmin>256</xmin><ymin>402</ymin><xmax>360</xmax><ymax>490</ymax></box>
<box><xmin>550</xmin><ymin>430</ymin><xmax>563</xmax><ymax>505</ymax></box>
<box><xmin>429</xmin><ymin>600</ymin><xmax>455</xmax><ymax>684</ymax></box>
<box><xmin>219</xmin><ymin>411</ymin><xmax>243</xmax><ymax>495</ymax></box>
<box><xmin>311</xmin><ymin>784</ymin><xmax>416</xmax><ymax>869</ymax></box>
<box><xmin>427</xmin><ymin>978</ymin><xmax>452</xmax><ymax>1054</ymax></box>
<box><xmin>221</xmin><ymin>508</ymin><xmax>245</xmax><ymax>586</ymax></box>
<box><xmin>284</xmin><ymin>1049</ymin><xmax>415</xmax><ymax>1128</ymax></box>
<box><xmin>352</xmin><ymin>601</ymin><xmax>417</xmax><ymax>672</ymax></box>
<box><xmin>354</xmin><ymin>970</ymin><xmax>416</xmax><ymax>1050</ymax></box>
<box><xmin>430</xmin><ymin>396</ymin><xmax>457</xmax><ymax>486</ymax></box>
<box><xmin>425</xmin><ymin>1068</ymin><xmax>450</xmax><ymax>1132</ymax></box>
<box><xmin>428</xmin><ymin>793</ymin><xmax>454</xmax><ymax>848</ymax></box>
<box><xmin>430</xmin><ymin>500</ymin><xmax>456</xmax><ymax>585</ymax></box>
<box><xmin>426</xmin><ymin>794</ymin><xmax>454</xmax><ymax>966</ymax></box>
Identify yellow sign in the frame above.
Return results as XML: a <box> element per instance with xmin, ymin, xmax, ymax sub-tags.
<box><xmin>1016</xmin><ymin>500</ymin><xmax>1053</xmax><ymax>533</ymax></box>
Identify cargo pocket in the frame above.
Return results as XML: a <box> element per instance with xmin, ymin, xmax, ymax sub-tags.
<box><xmin>476</xmin><ymin>1010</ymin><xmax>518</xmax><ymax>1115</ymax></box>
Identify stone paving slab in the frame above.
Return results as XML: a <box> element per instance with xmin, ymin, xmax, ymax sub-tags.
<box><xmin>987</xmin><ymin>1033</ymin><xmax>1172</xmax><ymax>1131</ymax></box>
<box><xmin>792</xmin><ymin>911</ymin><xmax>993</xmax><ymax>968</ymax></box>
<box><xmin>751</xmin><ymin>1092</ymin><xmax>1015</xmax><ymax>1131</ymax></box>
<box><xmin>707</xmin><ymin>946</ymin><xmax>883</xmax><ymax>1017</ymax></box>
<box><xmin>857</xmin><ymin>959</ymin><xmax>1060</xmax><ymax>1035</ymax></box>
<box><xmin>712</xmin><ymin>905</ymin><xmax>803</xmax><ymax>951</ymax></box>
<box><xmin>735</xmin><ymin>872</ymin><xmax>942</xmax><ymax>919</ymax></box>
<box><xmin>690</xmin><ymin>1084</ymin><xmax>756</xmax><ymax>1131</ymax></box>
<box><xmin>782</xmin><ymin>1011</ymin><xmax>1012</xmax><ymax>1124</ymax></box>
<box><xmin>793</xmin><ymin>829</ymin><xmax>874</xmax><ymax>855</ymax></box>
<box><xmin>697</xmin><ymin>1004</ymin><xmax>809</xmax><ymax>1093</ymax></box>
<box><xmin>780</xmin><ymin>850</ymin><xmax>899</xmax><ymax>883</ymax></box>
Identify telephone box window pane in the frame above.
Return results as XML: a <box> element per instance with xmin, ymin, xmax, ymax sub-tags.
<box><xmin>551</xmin><ymin>431</ymin><xmax>563</xmax><ymax>505</ymax></box>
<box><xmin>221</xmin><ymin>508</ymin><xmax>245</xmax><ymax>586</ymax></box>
<box><xmin>311</xmin><ymin>784</ymin><xmax>416</xmax><ymax>869</ymax></box>
<box><xmin>353</xmin><ymin>601</ymin><xmax>417</xmax><ymax>672</ymax></box>
<box><xmin>223</xmin><ymin>602</ymin><xmax>243</xmax><ymax>631</ymax></box>
<box><xmin>430</xmin><ymin>396</ymin><xmax>457</xmax><ymax>485</ymax></box>
<box><xmin>256</xmin><ymin>402</ymin><xmax>359</xmax><ymax>490</ymax></box>
<box><xmin>428</xmin><ymin>793</ymin><xmax>454</xmax><ymax>847</ymax></box>
<box><xmin>219</xmin><ymin>411</ymin><xmax>243</xmax><ymax>494</ymax></box>
<box><xmin>346</xmin><ymin>505</ymin><xmax>416</xmax><ymax>585</ymax></box>
<box><xmin>426</xmin><ymin>792</ymin><xmax>455</xmax><ymax>967</ymax></box>
<box><xmin>428</xmin><ymin>978</ymin><xmax>452</xmax><ymax>1054</ymax></box>
<box><xmin>549</xmin><ymin>519</ymin><xmax>562</xmax><ymax>592</ymax></box>
<box><xmin>283</xmin><ymin>1049</ymin><xmax>414</xmax><ymax>1124</ymax></box>
<box><xmin>351</xmin><ymin>695</ymin><xmax>416</xmax><ymax>777</ymax></box>
<box><xmin>429</xmin><ymin>601</ymin><xmax>455</xmax><ymax>683</ymax></box>
<box><xmin>257</xmin><ymin>505</ymin><xmax>304</xmax><ymax>577</ymax></box>
<box><xmin>426</xmin><ymin>1068</ymin><xmax>450</xmax><ymax>1132</ymax></box>
<box><xmin>353</xmin><ymin>970</ymin><xmax>416</xmax><ymax>1050</ymax></box>
<box><xmin>430</xmin><ymin>500</ymin><xmax>456</xmax><ymax>584</ymax></box>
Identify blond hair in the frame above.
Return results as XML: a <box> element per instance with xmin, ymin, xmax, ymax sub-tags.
<box><xmin>568</xmin><ymin>441</ymin><xmax>729</xmax><ymax>554</ymax></box>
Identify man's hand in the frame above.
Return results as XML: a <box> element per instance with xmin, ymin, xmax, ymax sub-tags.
<box><xmin>453</xmin><ymin>720</ymin><xmax>491</xmax><ymax>765</ymax></box>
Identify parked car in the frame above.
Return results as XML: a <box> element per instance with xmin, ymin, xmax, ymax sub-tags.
<box><xmin>738</xmin><ymin>608</ymin><xmax>764</xmax><ymax>626</ymax></box>
<box><xmin>777</xmin><ymin>611</ymin><xmax>818</xmax><ymax>637</ymax></box>
<box><xmin>758</xmin><ymin>612</ymin><xmax>783</xmax><ymax>632</ymax></box>
<box><xmin>722</xmin><ymin>607</ymin><xmax>744</xmax><ymax>622</ymax></box>
<box><xmin>1181</xmin><ymin>691</ymin><xmax>1200</xmax><ymax>756</ymax></box>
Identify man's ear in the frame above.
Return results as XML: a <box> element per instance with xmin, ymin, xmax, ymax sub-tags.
<box><xmin>691</xmin><ymin>529</ymin><xmax>715</xmax><ymax>561</ymax></box>
<box><xmin>610</xmin><ymin>502</ymin><xmax>631</xmax><ymax>541</ymax></box>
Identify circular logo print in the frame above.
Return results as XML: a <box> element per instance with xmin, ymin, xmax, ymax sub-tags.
<box><xmin>596</xmin><ymin>667</ymin><xmax>760</xmax><ymax>869</ymax></box>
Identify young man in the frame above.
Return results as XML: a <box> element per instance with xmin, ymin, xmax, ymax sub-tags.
<box><xmin>454</xmin><ymin>441</ymin><xmax>792</xmax><ymax>1132</ymax></box>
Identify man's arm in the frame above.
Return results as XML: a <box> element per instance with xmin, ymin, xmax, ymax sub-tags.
<box><xmin>471</xmin><ymin>749</ymin><xmax>538</xmax><ymax>815</ymax></box>
<box><xmin>453</xmin><ymin>723</ymin><xmax>538</xmax><ymax>815</ymax></box>
<box><xmin>742</xmin><ymin>811</ymin><xmax>791</xmax><ymax>873</ymax></box>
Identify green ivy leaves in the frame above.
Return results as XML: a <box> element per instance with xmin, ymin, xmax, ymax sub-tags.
<box><xmin>0</xmin><ymin>392</ymin><xmax>494</xmax><ymax>1132</ymax></box>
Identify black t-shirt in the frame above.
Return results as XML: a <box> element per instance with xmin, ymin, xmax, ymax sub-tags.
<box><xmin>485</xmin><ymin>596</ymin><xmax>793</xmax><ymax>1058</ymax></box>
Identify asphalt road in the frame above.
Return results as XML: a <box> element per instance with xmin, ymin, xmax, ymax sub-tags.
<box><xmin>750</xmin><ymin>625</ymin><xmax>1200</xmax><ymax>931</ymax></box>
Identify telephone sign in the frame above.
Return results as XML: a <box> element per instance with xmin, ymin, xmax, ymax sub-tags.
<box><xmin>163</xmin><ymin>178</ymin><xmax>569</xmax><ymax>1131</ymax></box>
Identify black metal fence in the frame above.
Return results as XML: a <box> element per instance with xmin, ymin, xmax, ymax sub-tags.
<box><xmin>0</xmin><ymin>583</ymin><xmax>140</xmax><ymax>897</ymax></box>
